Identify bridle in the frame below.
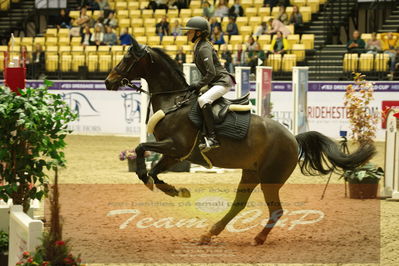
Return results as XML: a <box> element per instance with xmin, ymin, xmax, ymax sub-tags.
<box><xmin>115</xmin><ymin>45</ymin><xmax>192</xmax><ymax>123</ymax></box>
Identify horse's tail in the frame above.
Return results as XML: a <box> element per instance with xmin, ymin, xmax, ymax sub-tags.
<box><xmin>295</xmin><ymin>131</ymin><xmax>376</xmax><ymax>176</ymax></box>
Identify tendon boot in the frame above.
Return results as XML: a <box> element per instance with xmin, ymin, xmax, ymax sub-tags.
<box><xmin>199</xmin><ymin>103</ymin><xmax>220</xmax><ymax>152</ymax></box>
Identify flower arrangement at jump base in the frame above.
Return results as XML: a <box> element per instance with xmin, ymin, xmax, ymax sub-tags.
<box><xmin>343</xmin><ymin>73</ymin><xmax>382</xmax><ymax>198</ymax></box>
<box><xmin>119</xmin><ymin>149</ymin><xmax>151</xmax><ymax>172</ymax></box>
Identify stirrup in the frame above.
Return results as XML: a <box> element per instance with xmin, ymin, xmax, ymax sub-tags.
<box><xmin>199</xmin><ymin>136</ymin><xmax>220</xmax><ymax>152</ymax></box>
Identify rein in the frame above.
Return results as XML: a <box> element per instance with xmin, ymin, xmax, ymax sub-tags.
<box><xmin>121</xmin><ymin>78</ymin><xmax>192</xmax><ymax>123</ymax></box>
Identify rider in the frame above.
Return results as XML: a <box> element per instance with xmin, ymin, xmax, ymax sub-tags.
<box><xmin>182</xmin><ymin>16</ymin><xmax>235</xmax><ymax>152</ymax></box>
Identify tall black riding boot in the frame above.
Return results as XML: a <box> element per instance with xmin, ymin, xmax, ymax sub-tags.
<box><xmin>199</xmin><ymin>103</ymin><xmax>220</xmax><ymax>152</ymax></box>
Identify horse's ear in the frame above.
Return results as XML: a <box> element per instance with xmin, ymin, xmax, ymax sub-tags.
<box><xmin>130</xmin><ymin>37</ymin><xmax>146</xmax><ymax>57</ymax></box>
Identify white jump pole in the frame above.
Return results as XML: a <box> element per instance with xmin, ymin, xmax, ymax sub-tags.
<box><xmin>140</xmin><ymin>78</ymin><xmax>149</xmax><ymax>143</ymax></box>
<box><xmin>255</xmin><ymin>66</ymin><xmax>272</xmax><ymax>117</ymax></box>
<box><xmin>292</xmin><ymin>66</ymin><xmax>309</xmax><ymax>135</ymax></box>
<box><xmin>383</xmin><ymin>109</ymin><xmax>399</xmax><ymax>198</ymax></box>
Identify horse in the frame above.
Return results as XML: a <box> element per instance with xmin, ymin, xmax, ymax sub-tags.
<box><xmin>105</xmin><ymin>38</ymin><xmax>376</xmax><ymax>245</ymax></box>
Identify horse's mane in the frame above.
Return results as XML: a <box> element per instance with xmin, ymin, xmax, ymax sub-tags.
<box><xmin>151</xmin><ymin>47</ymin><xmax>188</xmax><ymax>86</ymax></box>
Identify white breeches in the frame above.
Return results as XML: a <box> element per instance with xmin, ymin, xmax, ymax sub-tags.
<box><xmin>198</xmin><ymin>85</ymin><xmax>230</xmax><ymax>108</ymax></box>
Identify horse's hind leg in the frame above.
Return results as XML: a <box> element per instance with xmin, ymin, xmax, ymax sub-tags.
<box><xmin>199</xmin><ymin>169</ymin><xmax>259</xmax><ymax>244</ymax></box>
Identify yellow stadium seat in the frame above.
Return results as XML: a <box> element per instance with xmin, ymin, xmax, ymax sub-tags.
<box><xmin>0</xmin><ymin>45</ymin><xmax>7</xmax><ymax>52</ymax></box>
<box><xmin>108</xmin><ymin>1</ymin><xmax>115</xmax><ymax>9</ymax></box>
<box><xmin>119</xmin><ymin>18</ymin><xmax>131</xmax><ymax>28</ymax></box>
<box><xmin>257</xmin><ymin>35</ymin><xmax>271</xmax><ymax>45</ymax></box>
<box><xmin>343</xmin><ymin>53</ymin><xmax>358</xmax><ymax>72</ymax></box>
<box><xmin>291</xmin><ymin>0</ymin><xmax>306</xmax><ymax>7</ymax></box>
<box><xmin>271</xmin><ymin>7</ymin><xmax>279</xmax><ymax>18</ymax></box>
<box><xmin>46</xmin><ymin>37</ymin><xmax>58</xmax><ymax>46</ymax></box>
<box><xmin>236</xmin><ymin>17</ymin><xmax>248</xmax><ymax>28</ymax></box>
<box><xmin>192</xmin><ymin>8</ymin><xmax>203</xmax><ymax>17</ymax></box>
<box><xmin>115</xmin><ymin>1</ymin><xmax>127</xmax><ymax>9</ymax></box>
<box><xmin>249</xmin><ymin>16</ymin><xmax>262</xmax><ymax>27</ymax></box>
<box><xmin>117</xmin><ymin>10</ymin><xmax>129</xmax><ymax>19</ymax></box>
<box><xmin>179</xmin><ymin>9</ymin><xmax>192</xmax><ymax>18</ymax></box>
<box><xmin>86</xmin><ymin>10</ymin><xmax>92</xmax><ymax>17</ymax></box>
<box><xmin>130</xmin><ymin>10</ymin><xmax>141</xmax><ymax>17</ymax></box>
<box><xmin>99</xmin><ymin>55</ymin><xmax>112</xmax><ymax>72</ymax></box>
<box><xmin>154</xmin><ymin>9</ymin><xmax>166</xmax><ymax>19</ymax></box>
<box><xmin>168</xmin><ymin>9</ymin><xmax>179</xmax><ymax>18</ymax></box>
<box><xmin>186</xmin><ymin>54</ymin><xmax>193</xmax><ymax>63</ymax></box>
<box><xmin>21</xmin><ymin>37</ymin><xmax>33</xmax><ymax>47</ymax></box>
<box><xmin>60</xmin><ymin>54</ymin><xmax>72</xmax><ymax>72</ymax></box>
<box><xmin>245</xmin><ymin>8</ymin><xmax>257</xmax><ymax>17</ymax></box>
<box><xmin>45</xmin><ymin>28</ymin><xmax>57</xmax><ymax>37</ymax></box>
<box><xmin>34</xmin><ymin>37</ymin><xmax>46</xmax><ymax>46</ymax></box>
<box><xmin>241</xmin><ymin>0</ymin><xmax>253</xmax><ymax>8</ymax></box>
<box><xmin>287</xmin><ymin>24</ymin><xmax>295</xmax><ymax>34</ymax></box>
<box><xmin>162</xmin><ymin>36</ymin><xmax>175</xmax><ymax>45</ymax></box>
<box><xmin>92</xmin><ymin>10</ymin><xmax>101</xmax><ymax>20</ymax></box>
<box><xmin>71</xmin><ymin>46</ymin><xmax>84</xmax><ymax>55</ymax></box>
<box><xmin>361</xmin><ymin>33</ymin><xmax>372</xmax><ymax>43</ymax></box>
<box><xmin>142</xmin><ymin>9</ymin><xmax>153</xmax><ymax>18</ymax></box>
<box><xmin>0</xmin><ymin>53</ymin><xmax>4</xmax><ymax>71</ymax></box>
<box><xmin>72</xmin><ymin>54</ymin><xmax>85</xmax><ymax>71</ymax></box>
<box><xmin>46</xmin><ymin>55</ymin><xmax>58</xmax><ymax>72</ymax></box>
<box><xmin>229</xmin><ymin>35</ymin><xmax>243</xmax><ymax>45</ymax></box>
<box><xmin>258</xmin><ymin>7</ymin><xmax>270</xmax><ymax>16</ymax></box>
<box><xmin>144</xmin><ymin>18</ymin><xmax>156</xmax><ymax>28</ymax></box>
<box><xmin>165</xmin><ymin>44</ymin><xmax>178</xmax><ymax>54</ymax></box>
<box><xmin>58</xmin><ymin>37</ymin><xmax>70</xmax><ymax>46</ymax></box>
<box><xmin>145</xmin><ymin>27</ymin><xmax>157</xmax><ymax>36</ymax></box>
<box><xmin>58</xmin><ymin>46</ymin><xmax>71</xmax><ymax>54</ymax></box>
<box><xmin>46</xmin><ymin>46</ymin><xmax>58</xmax><ymax>54</ymax></box>
<box><xmin>136</xmin><ymin>36</ymin><xmax>148</xmax><ymax>44</ymax></box>
<box><xmin>307</xmin><ymin>0</ymin><xmax>320</xmax><ymax>13</ymax></box>
<box><xmin>262</xmin><ymin>44</ymin><xmax>272</xmax><ymax>51</ymax></box>
<box><xmin>71</xmin><ymin>37</ymin><xmax>82</xmax><ymax>46</ymax></box>
<box><xmin>190</xmin><ymin>0</ymin><xmax>201</xmax><ymax>8</ymax></box>
<box><xmin>85</xmin><ymin>46</ymin><xmax>97</xmax><ymax>55</ymax></box>
<box><xmin>267</xmin><ymin>54</ymin><xmax>282</xmax><ymax>71</ymax></box>
<box><xmin>133</xmin><ymin>27</ymin><xmax>145</xmax><ymax>36</ymax></box>
<box><xmin>148</xmin><ymin>36</ymin><xmax>161</xmax><ymax>45</ymax></box>
<box><xmin>262</xmin><ymin>16</ymin><xmax>273</xmax><ymax>23</ymax></box>
<box><xmin>240</xmin><ymin>26</ymin><xmax>253</xmax><ymax>36</ymax></box>
<box><xmin>98</xmin><ymin>46</ymin><xmax>110</xmax><ymax>55</ymax></box>
<box><xmin>287</xmin><ymin>34</ymin><xmax>300</xmax><ymax>48</ymax></box>
<box><xmin>171</xmin><ymin>36</ymin><xmax>185</xmax><ymax>47</ymax></box>
<box><xmin>87</xmin><ymin>54</ymin><xmax>98</xmax><ymax>71</ymax></box>
<box><xmin>127</xmin><ymin>1</ymin><xmax>139</xmax><ymax>9</ymax></box>
<box><xmin>299</xmin><ymin>6</ymin><xmax>311</xmax><ymax>22</ymax></box>
<box><xmin>282</xmin><ymin>54</ymin><xmax>296</xmax><ymax>71</ymax></box>
<box><xmin>131</xmin><ymin>18</ymin><xmax>144</xmax><ymax>27</ymax></box>
<box><xmin>139</xmin><ymin>1</ymin><xmax>149</xmax><ymax>9</ymax></box>
<box><xmin>253</xmin><ymin>0</ymin><xmax>263</xmax><ymax>8</ymax></box>
<box><xmin>69</xmin><ymin>10</ymin><xmax>80</xmax><ymax>19</ymax></box>
<box><xmin>292</xmin><ymin>43</ymin><xmax>305</xmax><ymax>61</ymax></box>
<box><xmin>111</xmin><ymin>45</ymin><xmax>124</xmax><ymax>54</ymax></box>
<box><xmin>58</xmin><ymin>28</ymin><xmax>69</xmax><ymax>37</ymax></box>
<box><xmin>301</xmin><ymin>34</ymin><xmax>314</xmax><ymax>49</ymax></box>
<box><xmin>375</xmin><ymin>53</ymin><xmax>389</xmax><ymax>72</ymax></box>
<box><xmin>112</xmin><ymin>54</ymin><xmax>123</xmax><ymax>67</ymax></box>
<box><xmin>359</xmin><ymin>53</ymin><xmax>374</xmax><ymax>72</ymax></box>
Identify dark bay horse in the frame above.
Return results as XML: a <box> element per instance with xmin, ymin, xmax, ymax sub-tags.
<box><xmin>105</xmin><ymin>39</ymin><xmax>376</xmax><ymax>245</ymax></box>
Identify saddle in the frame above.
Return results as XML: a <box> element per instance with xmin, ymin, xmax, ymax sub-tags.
<box><xmin>188</xmin><ymin>93</ymin><xmax>252</xmax><ymax>140</ymax></box>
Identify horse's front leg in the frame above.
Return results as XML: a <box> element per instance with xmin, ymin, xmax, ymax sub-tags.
<box><xmin>135</xmin><ymin>138</ymin><xmax>176</xmax><ymax>185</ymax></box>
<box><xmin>148</xmin><ymin>156</ymin><xmax>191</xmax><ymax>198</ymax></box>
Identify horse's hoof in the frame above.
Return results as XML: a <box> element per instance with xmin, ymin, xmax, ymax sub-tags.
<box><xmin>199</xmin><ymin>234</ymin><xmax>212</xmax><ymax>245</ymax></box>
<box><xmin>145</xmin><ymin>176</ymin><xmax>154</xmax><ymax>191</ymax></box>
<box><xmin>251</xmin><ymin>236</ymin><xmax>265</xmax><ymax>246</ymax></box>
<box><xmin>177</xmin><ymin>188</ymin><xmax>191</xmax><ymax>198</ymax></box>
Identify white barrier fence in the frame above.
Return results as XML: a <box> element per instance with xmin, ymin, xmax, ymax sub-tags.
<box><xmin>8</xmin><ymin>205</ymin><xmax>43</xmax><ymax>265</ymax></box>
<box><xmin>382</xmin><ymin>109</ymin><xmax>399</xmax><ymax>199</ymax></box>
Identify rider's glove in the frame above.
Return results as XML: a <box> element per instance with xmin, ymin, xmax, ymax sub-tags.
<box><xmin>188</xmin><ymin>83</ymin><xmax>201</xmax><ymax>92</ymax></box>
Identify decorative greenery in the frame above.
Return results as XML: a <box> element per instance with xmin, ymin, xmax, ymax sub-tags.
<box><xmin>0</xmin><ymin>230</ymin><xmax>8</xmax><ymax>254</ymax></box>
<box><xmin>344</xmin><ymin>73</ymin><xmax>378</xmax><ymax>145</ymax></box>
<box><xmin>17</xmin><ymin>169</ymin><xmax>82</xmax><ymax>266</ymax></box>
<box><xmin>343</xmin><ymin>163</ymin><xmax>384</xmax><ymax>184</ymax></box>
<box><xmin>0</xmin><ymin>81</ymin><xmax>77</xmax><ymax>212</ymax></box>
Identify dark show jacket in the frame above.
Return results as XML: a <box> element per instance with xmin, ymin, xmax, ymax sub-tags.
<box><xmin>193</xmin><ymin>39</ymin><xmax>235</xmax><ymax>89</ymax></box>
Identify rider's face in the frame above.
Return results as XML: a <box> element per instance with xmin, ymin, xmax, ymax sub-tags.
<box><xmin>187</xmin><ymin>30</ymin><xmax>196</xmax><ymax>42</ymax></box>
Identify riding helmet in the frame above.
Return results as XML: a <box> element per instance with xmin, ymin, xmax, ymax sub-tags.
<box><xmin>182</xmin><ymin>16</ymin><xmax>210</xmax><ymax>34</ymax></box>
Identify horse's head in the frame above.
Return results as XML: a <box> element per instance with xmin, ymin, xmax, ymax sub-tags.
<box><xmin>105</xmin><ymin>38</ymin><xmax>149</xmax><ymax>91</ymax></box>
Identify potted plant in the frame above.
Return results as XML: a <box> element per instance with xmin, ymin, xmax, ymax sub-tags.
<box><xmin>0</xmin><ymin>81</ymin><xmax>77</xmax><ymax>213</ymax></box>
<box><xmin>0</xmin><ymin>230</ymin><xmax>8</xmax><ymax>266</ymax></box>
<box><xmin>343</xmin><ymin>73</ymin><xmax>381</xmax><ymax>198</ymax></box>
